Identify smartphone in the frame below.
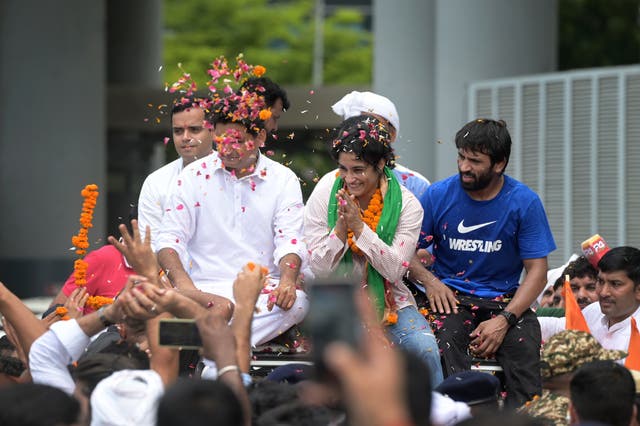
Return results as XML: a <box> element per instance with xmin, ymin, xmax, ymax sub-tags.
<box><xmin>304</xmin><ymin>278</ymin><xmax>361</xmax><ymax>382</ymax></box>
<box><xmin>158</xmin><ymin>318</ymin><xmax>202</xmax><ymax>349</ymax></box>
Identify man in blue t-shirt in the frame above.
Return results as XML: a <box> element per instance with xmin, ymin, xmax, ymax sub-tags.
<box><xmin>416</xmin><ymin>118</ymin><xmax>556</xmax><ymax>407</ymax></box>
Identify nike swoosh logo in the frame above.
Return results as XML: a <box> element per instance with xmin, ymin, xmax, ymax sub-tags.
<box><xmin>457</xmin><ymin>219</ymin><xmax>496</xmax><ymax>234</ymax></box>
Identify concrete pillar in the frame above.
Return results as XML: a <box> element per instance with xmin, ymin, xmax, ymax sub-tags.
<box><xmin>373</xmin><ymin>0</ymin><xmax>557</xmax><ymax>181</ymax></box>
<box><xmin>373</xmin><ymin>0</ymin><xmax>437</xmax><ymax>181</ymax></box>
<box><xmin>433</xmin><ymin>0</ymin><xmax>557</xmax><ymax>178</ymax></box>
<box><xmin>107</xmin><ymin>0</ymin><xmax>163</xmax><ymax>87</ymax></box>
<box><xmin>0</xmin><ymin>0</ymin><xmax>107</xmax><ymax>297</ymax></box>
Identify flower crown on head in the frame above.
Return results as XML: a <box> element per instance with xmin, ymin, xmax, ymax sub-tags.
<box><xmin>166</xmin><ymin>54</ymin><xmax>271</xmax><ymax>126</ymax></box>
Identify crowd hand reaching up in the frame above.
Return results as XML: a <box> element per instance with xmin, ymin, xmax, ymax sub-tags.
<box><xmin>197</xmin><ymin>311</ymin><xmax>237</xmax><ymax>369</ymax></box>
<box><xmin>40</xmin><ymin>288</ymin><xmax>89</xmax><ymax>327</ymax></box>
<box><xmin>108</xmin><ymin>220</ymin><xmax>162</xmax><ymax>283</ymax></box>
<box><xmin>233</xmin><ymin>262</ymin><xmax>267</xmax><ymax>310</ymax></box>
<box><xmin>323</xmin><ymin>291</ymin><xmax>412</xmax><ymax>426</ymax></box>
<box><xmin>64</xmin><ymin>287</ymin><xmax>89</xmax><ymax>320</ymax></box>
<box><xmin>197</xmin><ymin>311</ymin><xmax>251</xmax><ymax>426</ymax></box>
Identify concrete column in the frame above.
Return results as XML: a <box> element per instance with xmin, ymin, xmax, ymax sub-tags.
<box><xmin>0</xmin><ymin>0</ymin><xmax>107</xmax><ymax>297</ymax></box>
<box><xmin>433</xmin><ymin>0</ymin><xmax>557</xmax><ymax>178</ymax></box>
<box><xmin>107</xmin><ymin>0</ymin><xmax>163</xmax><ymax>87</ymax></box>
<box><xmin>373</xmin><ymin>0</ymin><xmax>437</xmax><ymax>181</ymax></box>
<box><xmin>372</xmin><ymin>0</ymin><xmax>557</xmax><ymax>181</ymax></box>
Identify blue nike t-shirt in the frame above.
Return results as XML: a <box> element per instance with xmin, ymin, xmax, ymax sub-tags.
<box><xmin>418</xmin><ymin>174</ymin><xmax>556</xmax><ymax>298</ymax></box>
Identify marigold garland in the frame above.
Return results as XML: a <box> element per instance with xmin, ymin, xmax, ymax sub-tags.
<box><xmin>55</xmin><ymin>306</ymin><xmax>70</xmax><ymax>321</ymax></box>
<box><xmin>347</xmin><ymin>188</ymin><xmax>383</xmax><ymax>255</ymax></box>
<box><xmin>70</xmin><ymin>184</ymin><xmax>114</xmax><ymax>310</ymax></box>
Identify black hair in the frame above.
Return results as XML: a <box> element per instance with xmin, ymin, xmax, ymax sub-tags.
<box><xmin>70</xmin><ymin>339</ymin><xmax>150</xmax><ymax>396</ymax></box>
<box><xmin>0</xmin><ymin>383</ymin><xmax>80</xmax><ymax>426</ymax></box>
<box><xmin>0</xmin><ymin>336</ymin><xmax>25</xmax><ymax>377</ymax></box>
<box><xmin>210</xmin><ymin>92</ymin><xmax>266</xmax><ymax>136</ymax></box>
<box><xmin>329</xmin><ymin>115</ymin><xmax>395</xmax><ymax>170</ymax></box>
<box><xmin>241</xmin><ymin>77</ymin><xmax>290</xmax><ymax>110</ymax></box>
<box><xmin>157</xmin><ymin>378</ymin><xmax>244</xmax><ymax>426</ymax></box>
<box><xmin>563</xmin><ymin>255</ymin><xmax>598</xmax><ymax>280</ymax></box>
<box><xmin>170</xmin><ymin>95</ymin><xmax>214</xmax><ymax>124</ymax></box>
<box><xmin>598</xmin><ymin>246</ymin><xmax>640</xmax><ymax>287</ymax></box>
<box><xmin>570</xmin><ymin>360</ymin><xmax>635</xmax><ymax>426</ymax></box>
<box><xmin>455</xmin><ymin>118</ymin><xmax>511</xmax><ymax>174</ymax></box>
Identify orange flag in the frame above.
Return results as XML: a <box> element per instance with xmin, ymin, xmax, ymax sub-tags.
<box><xmin>563</xmin><ymin>275</ymin><xmax>590</xmax><ymax>333</ymax></box>
<box><xmin>624</xmin><ymin>317</ymin><xmax>640</xmax><ymax>370</ymax></box>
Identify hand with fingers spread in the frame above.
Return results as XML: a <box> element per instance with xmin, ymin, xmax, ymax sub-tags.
<box><xmin>425</xmin><ymin>276</ymin><xmax>459</xmax><ymax>315</ymax></box>
<box><xmin>107</xmin><ymin>219</ymin><xmax>160</xmax><ymax>281</ymax></box>
<box><xmin>64</xmin><ymin>287</ymin><xmax>89</xmax><ymax>319</ymax></box>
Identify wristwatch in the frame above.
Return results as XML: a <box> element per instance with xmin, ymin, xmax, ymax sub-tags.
<box><xmin>498</xmin><ymin>310</ymin><xmax>518</xmax><ymax>327</ymax></box>
<box><xmin>98</xmin><ymin>306</ymin><xmax>115</xmax><ymax>328</ymax></box>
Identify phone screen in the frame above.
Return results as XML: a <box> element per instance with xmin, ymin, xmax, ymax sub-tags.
<box><xmin>158</xmin><ymin>319</ymin><xmax>202</xmax><ymax>349</ymax></box>
<box><xmin>305</xmin><ymin>279</ymin><xmax>361</xmax><ymax>381</ymax></box>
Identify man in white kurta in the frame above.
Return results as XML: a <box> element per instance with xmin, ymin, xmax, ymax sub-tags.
<box><xmin>156</xmin><ymin>149</ymin><xmax>308</xmax><ymax>346</ymax></box>
<box><xmin>138</xmin><ymin>96</ymin><xmax>215</xmax><ymax>252</ymax></box>
<box><xmin>538</xmin><ymin>246</ymin><xmax>640</xmax><ymax>358</ymax></box>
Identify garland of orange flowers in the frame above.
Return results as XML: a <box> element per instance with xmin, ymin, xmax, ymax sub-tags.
<box><xmin>347</xmin><ymin>188</ymin><xmax>383</xmax><ymax>255</ymax></box>
<box><xmin>70</xmin><ymin>184</ymin><xmax>113</xmax><ymax>310</ymax></box>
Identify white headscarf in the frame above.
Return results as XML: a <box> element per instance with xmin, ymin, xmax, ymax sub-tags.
<box><xmin>537</xmin><ymin>253</ymin><xmax>580</xmax><ymax>305</ymax></box>
<box><xmin>90</xmin><ymin>369</ymin><xmax>164</xmax><ymax>426</ymax></box>
<box><xmin>331</xmin><ymin>91</ymin><xmax>400</xmax><ymax>136</ymax></box>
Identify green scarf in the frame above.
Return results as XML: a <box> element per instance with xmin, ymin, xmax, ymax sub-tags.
<box><xmin>328</xmin><ymin>167</ymin><xmax>403</xmax><ymax>317</ymax></box>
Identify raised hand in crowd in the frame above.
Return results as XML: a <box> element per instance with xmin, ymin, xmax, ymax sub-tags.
<box><xmin>63</xmin><ymin>287</ymin><xmax>89</xmax><ymax>320</ymax></box>
<box><xmin>108</xmin><ymin>220</ymin><xmax>162</xmax><ymax>284</ymax></box>
<box><xmin>197</xmin><ymin>310</ymin><xmax>252</xmax><ymax>426</ymax></box>
<box><xmin>232</xmin><ymin>262</ymin><xmax>268</xmax><ymax>372</ymax></box>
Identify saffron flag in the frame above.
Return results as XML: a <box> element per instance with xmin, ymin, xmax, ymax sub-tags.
<box><xmin>563</xmin><ymin>275</ymin><xmax>590</xmax><ymax>333</ymax></box>
<box><xmin>624</xmin><ymin>317</ymin><xmax>640</xmax><ymax>370</ymax></box>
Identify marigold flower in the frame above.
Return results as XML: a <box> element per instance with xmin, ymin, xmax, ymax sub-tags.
<box><xmin>385</xmin><ymin>311</ymin><xmax>398</xmax><ymax>325</ymax></box>
<box><xmin>259</xmin><ymin>109</ymin><xmax>272</xmax><ymax>121</ymax></box>
<box><xmin>348</xmin><ymin>188</ymin><xmax>383</xmax><ymax>255</ymax></box>
<box><xmin>55</xmin><ymin>307</ymin><xmax>70</xmax><ymax>320</ymax></box>
<box><xmin>253</xmin><ymin>65</ymin><xmax>266</xmax><ymax>77</ymax></box>
<box><xmin>86</xmin><ymin>296</ymin><xmax>114</xmax><ymax>311</ymax></box>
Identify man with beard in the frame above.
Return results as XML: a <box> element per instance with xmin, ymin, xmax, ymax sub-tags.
<box><xmin>416</xmin><ymin>118</ymin><xmax>556</xmax><ymax>407</ymax></box>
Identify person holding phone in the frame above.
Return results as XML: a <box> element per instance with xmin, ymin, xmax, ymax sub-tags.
<box><xmin>304</xmin><ymin>115</ymin><xmax>443</xmax><ymax>387</ymax></box>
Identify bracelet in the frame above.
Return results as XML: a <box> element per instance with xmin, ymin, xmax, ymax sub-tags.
<box><xmin>97</xmin><ymin>306</ymin><xmax>114</xmax><ymax>328</ymax></box>
<box><xmin>217</xmin><ymin>365</ymin><xmax>240</xmax><ymax>378</ymax></box>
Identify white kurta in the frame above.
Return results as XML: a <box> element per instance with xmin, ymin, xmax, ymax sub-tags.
<box><xmin>156</xmin><ymin>151</ymin><xmax>309</xmax><ymax>345</ymax></box>
<box><xmin>538</xmin><ymin>303</ymin><xmax>640</xmax><ymax>356</ymax></box>
<box><xmin>138</xmin><ymin>158</ymin><xmax>184</xmax><ymax>251</ymax></box>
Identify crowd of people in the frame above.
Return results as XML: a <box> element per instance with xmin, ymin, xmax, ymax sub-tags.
<box><xmin>0</xmin><ymin>70</ymin><xmax>639</xmax><ymax>426</ymax></box>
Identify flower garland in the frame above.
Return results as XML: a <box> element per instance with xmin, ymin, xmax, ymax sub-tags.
<box><xmin>70</xmin><ymin>184</ymin><xmax>113</xmax><ymax>310</ymax></box>
<box><xmin>347</xmin><ymin>188</ymin><xmax>383</xmax><ymax>255</ymax></box>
